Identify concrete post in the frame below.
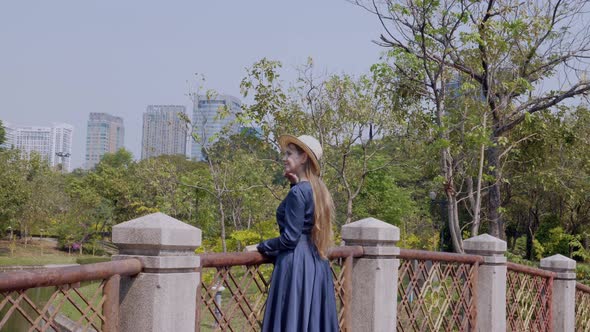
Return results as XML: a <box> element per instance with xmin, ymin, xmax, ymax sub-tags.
<box><xmin>112</xmin><ymin>212</ymin><xmax>202</xmax><ymax>332</ymax></box>
<box><xmin>463</xmin><ymin>234</ymin><xmax>507</xmax><ymax>332</ymax></box>
<box><xmin>540</xmin><ymin>254</ymin><xmax>576</xmax><ymax>332</ymax></box>
<box><xmin>341</xmin><ymin>217</ymin><xmax>399</xmax><ymax>332</ymax></box>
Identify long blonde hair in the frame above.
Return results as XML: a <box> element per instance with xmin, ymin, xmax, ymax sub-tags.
<box><xmin>303</xmin><ymin>159</ymin><xmax>335</xmax><ymax>259</ymax></box>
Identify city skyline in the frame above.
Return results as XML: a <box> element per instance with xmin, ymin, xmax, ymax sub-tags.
<box><xmin>0</xmin><ymin>1</ymin><xmax>383</xmax><ymax>169</ymax></box>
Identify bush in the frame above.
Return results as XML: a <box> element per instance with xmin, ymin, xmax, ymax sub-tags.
<box><xmin>577</xmin><ymin>263</ymin><xmax>590</xmax><ymax>286</ymax></box>
<box><xmin>506</xmin><ymin>252</ymin><xmax>537</xmax><ymax>267</ymax></box>
<box><xmin>196</xmin><ymin>220</ymin><xmax>280</xmax><ymax>253</ymax></box>
<box><xmin>512</xmin><ymin>236</ymin><xmax>544</xmax><ymax>260</ymax></box>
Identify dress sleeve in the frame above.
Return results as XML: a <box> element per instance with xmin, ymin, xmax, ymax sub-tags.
<box><xmin>257</xmin><ymin>185</ymin><xmax>306</xmax><ymax>254</ymax></box>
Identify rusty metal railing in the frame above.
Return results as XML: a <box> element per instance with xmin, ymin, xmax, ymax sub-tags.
<box><xmin>196</xmin><ymin>245</ymin><xmax>363</xmax><ymax>332</ymax></box>
<box><xmin>576</xmin><ymin>282</ymin><xmax>590</xmax><ymax>332</ymax></box>
<box><xmin>506</xmin><ymin>262</ymin><xmax>554</xmax><ymax>332</ymax></box>
<box><xmin>0</xmin><ymin>259</ymin><xmax>142</xmax><ymax>332</ymax></box>
<box><xmin>397</xmin><ymin>249</ymin><xmax>482</xmax><ymax>331</ymax></box>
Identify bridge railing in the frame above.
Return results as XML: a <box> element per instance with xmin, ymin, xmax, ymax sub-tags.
<box><xmin>0</xmin><ymin>259</ymin><xmax>141</xmax><ymax>332</ymax></box>
<box><xmin>506</xmin><ymin>262</ymin><xmax>555</xmax><ymax>332</ymax></box>
<box><xmin>397</xmin><ymin>249</ymin><xmax>482</xmax><ymax>331</ymax></box>
<box><xmin>1</xmin><ymin>213</ymin><xmax>588</xmax><ymax>332</ymax></box>
<box><xmin>196</xmin><ymin>245</ymin><xmax>362</xmax><ymax>332</ymax></box>
<box><xmin>576</xmin><ymin>283</ymin><xmax>590</xmax><ymax>332</ymax></box>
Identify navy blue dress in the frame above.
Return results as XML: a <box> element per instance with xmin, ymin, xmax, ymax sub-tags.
<box><xmin>257</xmin><ymin>181</ymin><xmax>339</xmax><ymax>332</ymax></box>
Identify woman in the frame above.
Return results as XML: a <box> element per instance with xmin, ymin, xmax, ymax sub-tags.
<box><xmin>256</xmin><ymin>134</ymin><xmax>339</xmax><ymax>332</ymax></box>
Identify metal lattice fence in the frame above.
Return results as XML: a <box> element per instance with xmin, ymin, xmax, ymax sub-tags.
<box><xmin>0</xmin><ymin>260</ymin><xmax>141</xmax><ymax>332</ymax></box>
<box><xmin>506</xmin><ymin>262</ymin><xmax>554</xmax><ymax>332</ymax></box>
<box><xmin>396</xmin><ymin>249</ymin><xmax>481</xmax><ymax>332</ymax></box>
<box><xmin>196</xmin><ymin>246</ymin><xmax>361</xmax><ymax>332</ymax></box>
<box><xmin>576</xmin><ymin>283</ymin><xmax>590</xmax><ymax>332</ymax></box>
<box><xmin>1</xmin><ymin>280</ymin><xmax>108</xmax><ymax>331</ymax></box>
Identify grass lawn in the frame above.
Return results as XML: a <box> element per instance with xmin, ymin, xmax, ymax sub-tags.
<box><xmin>0</xmin><ymin>239</ymin><xmax>107</xmax><ymax>267</ymax></box>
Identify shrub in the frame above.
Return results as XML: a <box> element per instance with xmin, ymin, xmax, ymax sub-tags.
<box><xmin>512</xmin><ymin>236</ymin><xmax>544</xmax><ymax>260</ymax></box>
<box><xmin>577</xmin><ymin>263</ymin><xmax>590</xmax><ymax>285</ymax></box>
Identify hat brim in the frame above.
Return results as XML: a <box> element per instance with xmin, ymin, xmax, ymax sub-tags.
<box><xmin>278</xmin><ymin>135</ymin><xmax>321</xmax><ymax>176</ymax></box>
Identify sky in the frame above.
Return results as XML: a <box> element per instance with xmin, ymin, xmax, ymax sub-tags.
<box><xmin>0</xmin><ymin>1</ymin><xmax>385</xmax><ymax>169</ymax></box>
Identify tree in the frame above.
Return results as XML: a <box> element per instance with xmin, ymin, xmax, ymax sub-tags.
<box><xmin>66</xmin><ymin>168</ymin><xmax>114</xmax><ymax>242</ymax></box>
<box><xmin>18</xmin><ymin>153</ymin><xmax>69</xmax><ymax>244</ymax></box>
<box><xmin>241</xmin><ymin>58</ymin><xmax>415</xmax><ymax>225</ymax></box>
<box><xmin>305</xmin><ymin>63</ymin><xmax>416</xmax><ymax>225</ymax></box>
<box><xmin>186</xmin><ymin>82</ymin><xmax>282</xmax><ymax>252</ymax></box>
<box><xmin>0</xmin><ymin>149</ymin><xmax>29</xmax><ymax>233</ymax></box>
<box><xmin>89</xmin><ymin>148</ymin><xmax>137</xmax><ymax>225</ymax></box>
<box><xmin>0</xmin><ymin>119</ymin><xmax>6</xmax><ymax>147</ymax></box>
<box><xmin>356</xmin><ymin>0</ymin><xmax>590</xmax><ymax>241</ymax></box>
<box><xmin>505</xmin><ymin>106</ymin><xmax>590</xmax><ymax>259</ymax></box>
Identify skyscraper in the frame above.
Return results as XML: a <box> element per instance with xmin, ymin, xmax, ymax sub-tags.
<box><xmin>141</xmin><ymin>105</ymin><xmax>188</xmax><ymax>159</ymax></box>
<box><xmin>85</xmin><ymin>112</ymin><xmax>125</xmax><ymax>169</ymax></box>
<box><xmin>3</xmin><ymin>122</ymin><xmax>74</xmax><ymax>172</ymax></box>
<box><xmin>191</xmin><ymin>94</ymin><xmax>241</xmax><ymax>161</ymax></box>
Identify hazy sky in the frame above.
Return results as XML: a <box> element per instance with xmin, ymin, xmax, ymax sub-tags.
<box><xmin>0</xmin><ymin>1</ymin><xmax>385</xmax><ymax>169</ymax></box>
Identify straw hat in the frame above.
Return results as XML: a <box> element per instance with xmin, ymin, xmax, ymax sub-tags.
<box><xmin>278</xmin><ymin>134</ymin><xmax>323</xmax><ymax>175</ymax></box>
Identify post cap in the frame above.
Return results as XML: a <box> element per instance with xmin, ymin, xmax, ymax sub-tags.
<box><xmin>341</xmin><ymin>217</ymin><xmax>399</xmax><ymax>245</ymax></box>
<box><xmin>463</xmin><ymin>234</ymin><xmax>506</xmax><ymax>255</ymax></box>
<box><xmin>113</xmin><ymin>212</ymin><xmax>202</xmax><ymax>255</ymax></box>
<box><xmin>540</xmin><ymin>254</ymin><xmax>576</xmax><ymax>271</ymax></box>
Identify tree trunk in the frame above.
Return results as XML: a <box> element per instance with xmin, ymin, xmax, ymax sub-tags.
<box><xmin>447</xmin><ymin>195</ymin><xmax>464</xmax><ymax>253</ymax></box>
<box><xmin>217</xmin><ymin>196</ymin><xmax>227</xmax><ymax>253</ymax></box>
<box><xmin>487</xmin><ymin>140</ymin><xmax>504</xmax><ymax>239</ymax></box>
<box><xmin>346</xmin><ymin>194</ymin><xmax>353</xmax><ymax>225</ymax></box>
<box><xmin>525</xmin><ymin>222</ymin><xmax>533</xmax><ymax>260</ymax></box>
<box><xmin>471</xmin><ymin>123</ymin><xmax>487</xmax><ymax>236</ymax></box>
<box><xmin>441</xmin><ymin>147</ymin><xmax>464</xmax><ymax>253</ymax></box>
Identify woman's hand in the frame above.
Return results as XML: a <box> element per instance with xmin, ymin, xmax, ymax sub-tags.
<box><xmin>284</xmin><ymin>171</ymin><xmax>299</xmax><ymax>184</ymax></box>
<box><xmin>243</xmin><ymin>244</ymin><xmax>259</xmax><ymax>252</ymax></box>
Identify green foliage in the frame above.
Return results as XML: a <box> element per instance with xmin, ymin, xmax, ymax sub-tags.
<box><xmin>0</xmin><ymin>119</ymin><xmax>5</xmax><ymax>147</ymax></box>
<box><xmin>505</xmin><ymin>251</ymin><xmax>537</xmax><ymax>267</ymax></box>
<box><xmin>198</xmin><ymin>220</ymin><xmax>280</xmax><ymax>253</ymax></box>
<box><xmin>1</xmin><ymin>51</ymin><xmax>590</xmax><ymax>259</ymax></box>
<box><xmin>570</xmin><ymin>236</ymin><xmax>590</xmax><ymax>262</ymax></box>
<box><xmin>230</xmin><ymin>220</ymin><xmax>279</xmax><ymax>248</ymax></box>
<box><xmin>240</xmin><ymin>58</ymin><xmax>289</xmax><ymax>140</ymax></box>
<box><xmin>532</xmin><ymin>239</ymin><xmax>545</xmax><ymax>261</ymax></box>
<box><xmin>512</xmin><ymin>236</ymin><xmax>544</xmax><ymax>261</ymax></box>
<box><xmin>577</xmin><ymin>263</ymin><xmax>590</xmax><ymax>285</ymax></box>
<box><xmin>353</xmin><ymin>164</ymin><xmax>418</xmax><ymax>227</ymax></box>
<box><xmin>0</xmin><ymin>150</ymin><xmax>29</xmax><ymax>231</ymax></box>
<box><xmin>544</xmin><ymin>227</ymin><xmax>573</xmax><ymax>257</ymax></box>
<box><xmin>399</xmin><ymin>231</ymin><xmax>439</xmax><ymax>251</ymax></box>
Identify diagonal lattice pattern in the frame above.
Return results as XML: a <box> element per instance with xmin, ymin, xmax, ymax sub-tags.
<box><xmin>397</xmin><ymin>259</ymin><xmax>478</xmax><ymax>332</ymax></box>
<box><xmin>198</xmin><ymin>256</ymin><xmax>353</xmax><ymax>332</ymax></box>
<box><xmin>576</xmin><ymin>284</ymin><xmax>590</xmax><ymax>332</ymax></box>
<box><xmin>198</xmin><ymin>264</ymin><xmax>272</xmax><ymax>332</ymax></box>
<box><xmin>506</xmin><ymin>268</ymin><xmax>552</xmax><ymax>332</ymax></box>
<box><xmin>0</xmin><ymin>281</ymin><xmax>106</xmax><ymax>332</ymax></box>
<box><xmin>329</xmin><ymin>257</ymin><xmax>352</xmax><ymax>332</ymax></box>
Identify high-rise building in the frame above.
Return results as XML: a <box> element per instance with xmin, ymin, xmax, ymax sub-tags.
<box><xmin>191</xmin><ymin>94</ymin><xmax>241</xmax><ymax>161</ymax></box>
<box><xmin>141</xmin><ymin>105</ymin><xmax>188</xmax><ymax>159</ymax></box>
<box><xmin>3</xmin><ymin>122</ymin><xmax>74</xmax><ymax>172</ymax></box>
<box><xmin>85</xmin><ymin>113</ymin><xmax>125</xmax><ymax>169</ymax></box>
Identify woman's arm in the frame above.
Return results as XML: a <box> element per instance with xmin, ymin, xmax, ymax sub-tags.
<box><xmin>257</xmin><ymin>186</ymin><xmax>305</xmax><ymax>254</ymax></box>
